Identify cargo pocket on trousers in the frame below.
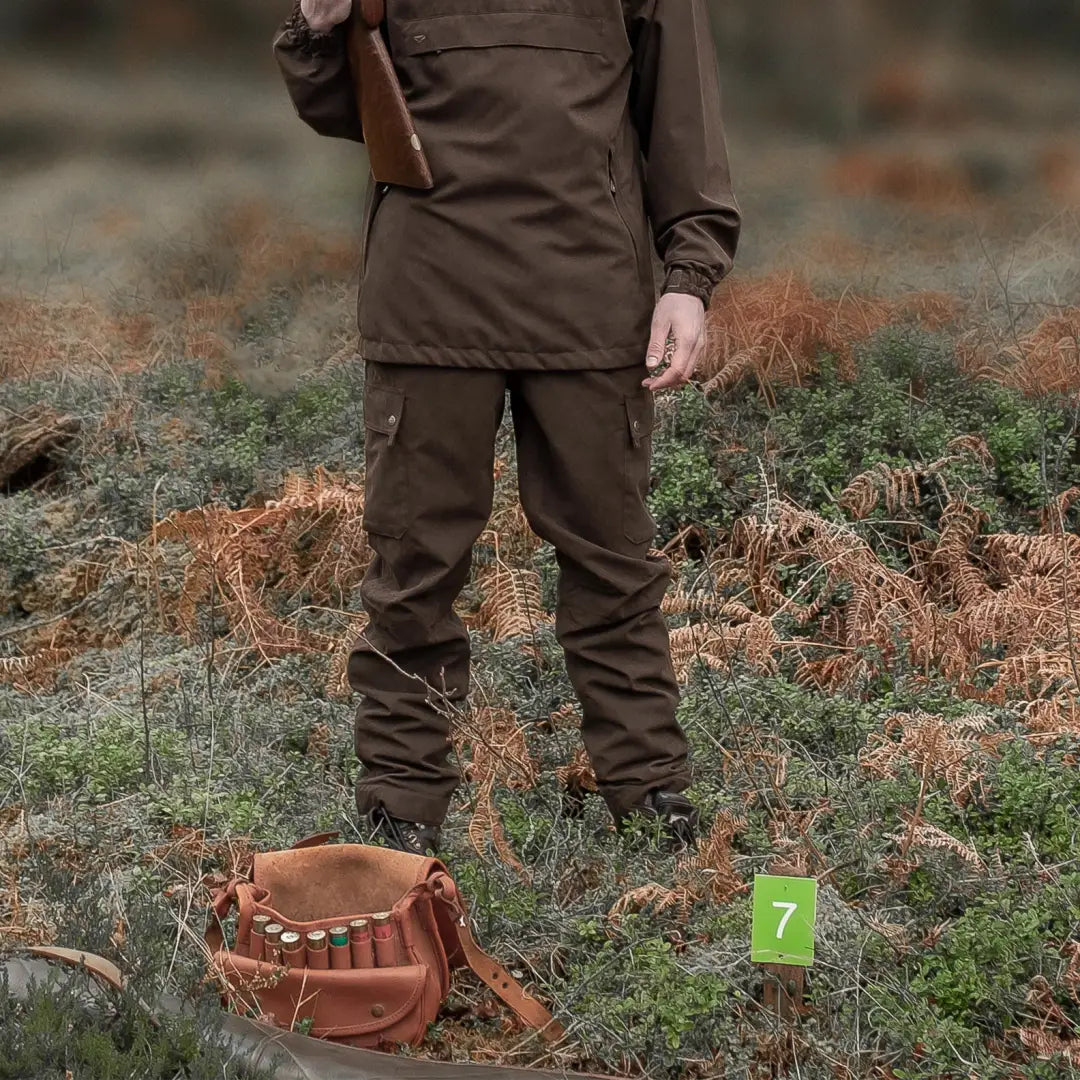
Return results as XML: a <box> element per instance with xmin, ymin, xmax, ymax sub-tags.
<box><xmin>623</xmin><ymin>393</ymin><xmax>657</xmax><ymax>546</ymax></box>
<box><xmin>362</xmin><ymin>385</ymin><xmax>408</xmax><ymax>540</ymax></box>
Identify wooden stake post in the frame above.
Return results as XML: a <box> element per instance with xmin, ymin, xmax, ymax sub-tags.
<box><xmin>751</xmin><ymin>865</ymin><xmax>817</xmax><ymax>1073</ymax></box>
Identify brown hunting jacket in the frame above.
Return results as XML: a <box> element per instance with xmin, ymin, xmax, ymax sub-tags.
<box><xmin>274</xmin><ymin>0</ymin><xmax>741</xmax><ymax>370</ymax></box>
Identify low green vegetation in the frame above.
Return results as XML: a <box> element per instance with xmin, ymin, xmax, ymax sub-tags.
<box><xmin>2</xmin><ymin>326</ymin><xmax>1079</xmax><ymax>1077</ymax></box>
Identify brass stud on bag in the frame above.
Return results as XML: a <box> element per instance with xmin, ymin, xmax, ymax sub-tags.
<box><xmin>371</xmin><ymin>1004</ymin><xmax>385</xmax><ymax>1017</ymax></box>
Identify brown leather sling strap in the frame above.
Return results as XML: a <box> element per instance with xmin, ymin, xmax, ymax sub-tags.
<box><xmin>425</xmin><ymin>872</ymin><xmax>564</xmax><ymax>1039</ymax></box>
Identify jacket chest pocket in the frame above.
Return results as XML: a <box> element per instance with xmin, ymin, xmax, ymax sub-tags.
<box><xmin>390</xmin><ymin>7</ymin><xmax>618</xmax><ymax>62</ymax></box>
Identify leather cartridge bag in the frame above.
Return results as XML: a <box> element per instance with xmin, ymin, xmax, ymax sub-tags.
<box><xmin>207</xmin><ymin>841</ymin><xmax>562</xmax><ymax>1047</ymax></box>
<box><xmin>347</xmin><ymin>0</ymin><xmax>433</xmax><ymax>189</ymax></box>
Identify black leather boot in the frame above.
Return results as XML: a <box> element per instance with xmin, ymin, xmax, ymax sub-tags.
<box><xmin>368</xmin><ymin>805</ymin><xmax>442</xmax><ymax>856</ymax></box>
<box><xmin>618</xmin><ymin>789</ymin><xmax>700</xmax><ymax>851</ymax></box>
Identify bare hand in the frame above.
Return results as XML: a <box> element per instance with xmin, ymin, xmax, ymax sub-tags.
<box><xmin>301</xmin><ymin>0</ymin><xmax>352</xmax><ymax>33</ymax></box>
<box><xmin>642</xmin><ymin>292</ymin><xmax>707</xmax><ymax>391</ymax></box>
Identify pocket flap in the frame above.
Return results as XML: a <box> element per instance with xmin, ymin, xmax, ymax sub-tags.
<box><xmin>397</xmin><ymin>12</ymin><xmax>608</xmax><ymax>56</ymax></box>
<box><xmin>624</xmin><ymin>393</ymin><xmax>655</xmax><ymax>448</ymax></box>
<box><xmin>215</xmin><ymin>950</ymin><xmax>429</xmax><ymax>1038</ymax></box>
<box><xmin>364</xmin><ymin>386</ymin><xmax>405</xmax><ymax>438</ymax></box>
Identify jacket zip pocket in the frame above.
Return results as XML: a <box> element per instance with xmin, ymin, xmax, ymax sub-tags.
<box><xmin>360</xmin><ymin>180</ymin><xmax>390</xmax><ymax>279</ymax></box>
<box><xmin>607</xmin><ymin>149</ymin><xmax>641</xmax><ymax>272</ymax></box>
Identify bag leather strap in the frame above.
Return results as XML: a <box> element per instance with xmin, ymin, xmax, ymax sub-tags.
<box><xmin>28</xmin><ymin>945</ymin><xmax>125</xmax><ymax>993</ymax></box>
<box><xmin>427</xmin><ymin>875</ymin><xmax>565</xmax><ymax>1043</ymax></box>
<box><xmin>291</xmin><ymin>830</ymin><xmax>340</xmax><ymax>849</ymax></box>
<box><xmin>205</xmin><ymin>879</ymin><xmax>266</xmax><ymax>956</ymax></box>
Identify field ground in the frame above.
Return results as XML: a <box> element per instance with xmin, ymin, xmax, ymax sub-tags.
<box><xmin>2</xmin><ymin>40</ymin><xmax>1080</xmax><ymax>1080</ymax></box>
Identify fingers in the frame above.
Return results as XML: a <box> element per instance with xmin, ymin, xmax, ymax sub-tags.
<box><xmin>642</xmin><ymin>292</ymin><xmax>707</xmax><ymax>391</ymax></box>
<box><xmin>643</xmin><ymin>330</ymin><xmax>705</xmax><ymax>391</ymax></box>
<box><xmin>645</xmin><ymin>309</ymin><xmax>671</xmax><ymax>373</ymax></box>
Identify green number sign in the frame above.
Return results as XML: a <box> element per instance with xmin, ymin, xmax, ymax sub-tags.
<box><xmin>751</xmin><ymin>874</ymin><xmax>817</xmax><ymax>966</ymax></box>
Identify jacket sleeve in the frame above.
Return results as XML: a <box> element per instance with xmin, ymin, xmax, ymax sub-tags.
<box><xmin>273</xmin><ymin>1</ymin><xmax>364</xmax><ymax>142</ymax></box>
<box><xmin>626</xmin><ymin>0</ymin><xmax>741</xmax><ymax>305</ymax></box>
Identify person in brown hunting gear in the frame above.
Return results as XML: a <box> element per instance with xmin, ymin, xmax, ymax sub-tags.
<box><xmin>275</xmin><ymin>0</ymin><xmax>740</xmax><ymax>855</ymax></box>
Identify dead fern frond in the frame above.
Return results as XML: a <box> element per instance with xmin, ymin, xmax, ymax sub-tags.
<box><xmin>668</xmin><ymin>607</ymin><xmax>780</xmax><ymax>681</ymax></box>
<box><xmin>149</xmin><ymin>467</ymin><xmax>370</xmax><ymax>662</ymax></box>
<box><xmin>860</xmin><ymin>711</ymin><xmax>1003</xmax><ymax>807</ymax></box>
<box><xmin>548</xmin><ymin>703</ymin><xmax>582</xmax><ymax>729</ymax></box>
<box><xmin>1016</xmin><ymin>1027</ymin><xmax>1080</xmax><ymax>1066</ymax></box>
<box><xmin>608</xmin><ymin>883</ymin><xmax>688</xmax><ymax>925</ymax></box>
<box><xmin>467</xmin><ymin>784</ymin><xmax>528</xmax><ymax>881</ymax></box>
<box><xmin>726</xmin><ymin>496</ymin><xmax>1080</xmax><ymax>704</ymax></box>
<box><xmin>481</xmin><ymin>497</ymin><xmax>541</xmax><ymax>560</ymax></box>
<box><xmin>928</xmin><ymin>500</ymin><xmax>991</xmax><ymax>608</ymax></box>
<box><xmin>866</xmin><ymin>917</ymin><xmax>912</xmax><ymax>953</ymax></box>
<box><xmin>701</xmin><ymin>275</ymin><xmax>897</xmax><ymax>396</ymax></box>
<box><xmin>323</xmin><ymin>615</ymin><xmax>369</xmax><ymax>702</ymax></box>
<box><xmin>1022</xmin><ymin>696</ymin><xmax>1080</xmax><ymax>745</ymax></box>
<box><xmin>1061</xmin><ymin>940</ymin><xmax>1080</xmax><ymax>1005</ymax></box>
<box><xmin>1043</xmin><ymin>487</ymin><xmax>1080</xmax><ymax>534</ymax></box>
<box><xmin>455</xmin><ymin>707</ymin><xmax>537</xmax><ymax>879</ymax></box>
<box><xmin>958</xmin><ymin>307</ymin><xmax>1080</xmax><ymax>396</ymax></box>
<box><xmin>897</xmin><ymin>819</ymin><xmax>985</xmax><ymax>869</ymax></box>
<box><xmin>795</xmin><ymin>652</ymin><xmax>872</xmax><ymax>692</ymax></box>
<box><xmin>0</xmin><ymin>649</ymin><xmax>73</xmax><ymax>692</ymax></box>
<box><xmin>682</xmin><ymin>811</ymin><xmax>748</xmax><ymax>905</ymax></box>
<box><xmin>840</xmin><ymin>440</ymin><xmax>992</xmax><ymax>521</ymax></box>
<box><xmin>555</xmin><ymin>746</ymin><xmax>597</xmax><ymax>795</ymax></box>
<box><xmin>476</xmin><ymin>566</ymin><xmax>548</xmax><ymax>642</ymax></box>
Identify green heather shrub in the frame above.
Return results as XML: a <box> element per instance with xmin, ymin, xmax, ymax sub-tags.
<box><xmin>647</xmin><ymin>328</ymin><xmax>1080</xmax><ymax>546</ymax></box>
<box><xmin>0</xmin><ymin>857</ymin><xmax>270</xmax><ymax>1080</ymax></box>
<box><xmin>21</xmin><ymin>714</ymin><xmax>183</xmax><ymax>803</ymax></box>
<box><xmin>0</xmin><ymin>491</ymin><xmax>50</xmax><ymax>589</ymax></box>
<box><xmin>871</xmin><ymin>875</ymin><xmax>1080</xmax><ymax>1075</ymax></box>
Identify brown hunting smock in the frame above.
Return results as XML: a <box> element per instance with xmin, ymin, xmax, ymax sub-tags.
<box><xmin>275</xmin><ymin>0</ymin><xmax>741</xmax><ymax>826</ymax></box>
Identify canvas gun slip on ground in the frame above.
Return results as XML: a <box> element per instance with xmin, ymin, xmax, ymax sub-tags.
<box><xmin>347</xmin><ymin>0</ymin><xmax>433</xmax><ymax>189</ymax></box>
<box><xmin>201</xmin><ymin>836</ymin><xmax>564</xmax><ymax>1047</ymax></box>
<box><xmin>12</xmin><ymin>954</ymin><xmax>600</xmax><ymax>1080</ymax></box>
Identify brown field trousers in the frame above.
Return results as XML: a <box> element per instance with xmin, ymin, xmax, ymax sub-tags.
<box><xmin>347</xmin><ymin>360</ymin><xmax>688</xmax><ymax>826</ymax></box>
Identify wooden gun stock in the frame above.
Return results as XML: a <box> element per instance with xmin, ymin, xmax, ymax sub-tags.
<box><xmin>347</xmin><ymin>2</ymin><xmax>433</xmax><ymax>190</ymax></box>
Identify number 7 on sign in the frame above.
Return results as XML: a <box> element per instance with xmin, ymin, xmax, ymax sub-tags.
<box><xmin>751</xmin><ymin>875</ymin><xmax>817</xmax><ymax>966</ymax></box>
<box><xmin>772</xmin><ymin>900</ymin><xmax>797</xmax><ymax>939</ymax></box>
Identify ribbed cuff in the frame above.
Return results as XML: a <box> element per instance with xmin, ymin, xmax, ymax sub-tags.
<box><xmin>662</xmin><ymin>265</ymin><xmax>720</xmax><ymax>307</ymax></box>
<box><xmin>282</xmin><ymin>0</ymin><xmax>346</xmax><ymax>56</ymax></box>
